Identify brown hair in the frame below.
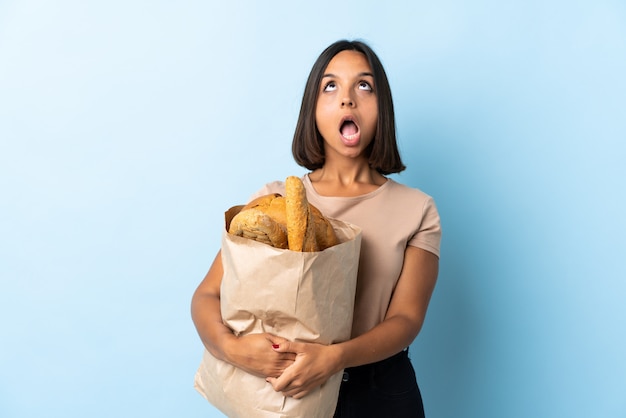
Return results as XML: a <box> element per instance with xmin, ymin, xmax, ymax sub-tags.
<box><xmin>292</xmin><ymin>40</ymin><xmax>405</xmax><ymax>175</ymax></box>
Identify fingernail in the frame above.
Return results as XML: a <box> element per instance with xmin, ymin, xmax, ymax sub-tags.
<box><xmin>272</xmin><ymin>344</ymin><xmax>280</xmax><ymax>349</ymax></box>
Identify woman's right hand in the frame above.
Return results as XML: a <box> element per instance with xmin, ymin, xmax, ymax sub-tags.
<box><xmin>226</xmin><ymin>333</ymin><xmax>295</xmax><ymax>378</ymax></box>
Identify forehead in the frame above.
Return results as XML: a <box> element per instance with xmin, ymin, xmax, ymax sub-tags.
<box><xmin>324</xmin><ymin>50</ymin><xmax>372</xmax><ymax>75</ymax></box>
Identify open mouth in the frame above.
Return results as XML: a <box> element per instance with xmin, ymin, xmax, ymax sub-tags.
<box><xmin>339</xmin><ymin>117</ymin><xmax>360</xmax><ymax>141</ymax></box>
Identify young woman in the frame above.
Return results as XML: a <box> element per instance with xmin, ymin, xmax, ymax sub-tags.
<box><xmin>192</xmin><ymin>40</ymin><xmax>441</xmax><ymax>417</ymax></box>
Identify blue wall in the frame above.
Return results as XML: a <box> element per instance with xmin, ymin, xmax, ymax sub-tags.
<box><xmin>1</xmin><ymin>1</ymin><xmax>624</xmax><ymax>417</ymax></box>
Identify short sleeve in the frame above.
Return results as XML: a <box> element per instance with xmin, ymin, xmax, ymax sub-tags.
<box><xmin>408</xmin><ymin>196</ymin><xmax>442</xmax><ymax>258</ymax></box>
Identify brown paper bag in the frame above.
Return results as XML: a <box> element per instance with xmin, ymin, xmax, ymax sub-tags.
<box><xmin>194</xmin><ymin>206</ymin><xmax>362</xmax><ymax>418</ymax></box>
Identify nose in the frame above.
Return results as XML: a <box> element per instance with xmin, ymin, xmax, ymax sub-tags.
<box><xmin>341</xmin><ymin>95</ymin><xmax>355</xmax><ymax>107</ymax></box>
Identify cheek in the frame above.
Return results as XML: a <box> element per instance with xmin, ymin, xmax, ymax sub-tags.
<box><xmin>315</xmin><ymin>105</ymin><xmax>334</xmax><ymax>131</ymax></box>
<box><xmin>365</xmin><ymin>105</ymin><xmax>379</xmax><ymax>132</ymax></box>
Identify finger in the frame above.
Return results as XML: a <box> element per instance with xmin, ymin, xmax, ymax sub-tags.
<box><xmin>280</xmin><ymin>385</ymin><xmax>311</xmax><ymax>399</ymax></box>
<box><xmin>271</xmin><ymin>340</ymin><xmax>306</xmax><ymax>355</ymax></box>
<box><xmin>266</xmin><ymin>367</ymin><xmax>296</xmax><ymax>392</ymax></box>
<box><xmin>276</xmin><ymin>352</ymin><xmax>297</xmax><ymax>362</ymax></box>
<box><xmin>268</xmin><ymin>337</ymin><xmax>293</xmax><ymax>353</ymax></box>
<box><xmin>266</xmin><ymin>376</ymin><xmax>287</xmax><ymax>392</ymax></box>
<box><xmin>269</xmin><ymin>342</ymin><xmax>297</xmax><ymax>362</ymax></box>
<box><xmin>291</xmin><ymin>389</ymin><xmax>310</xmax><ymax>400</ymax></box>
<box><xmin>268</xmin><ymin>375</ymin><xmax>311</xmax><ymax>399</ymax></box>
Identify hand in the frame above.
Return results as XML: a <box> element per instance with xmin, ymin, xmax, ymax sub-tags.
<box><xmin>229</xmin><ymin>333</ymin><xmax>296</xmax><ymax>378</ymax></box>
<box><xmin>265</xmin><ymin>340</ymin><xmax>342</xmax><ymax>399</ymax></box>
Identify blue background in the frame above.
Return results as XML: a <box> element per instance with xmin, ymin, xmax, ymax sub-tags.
<box><xmin>1</xmin><ymin>1</ymin><xmax>625</xmax><ymax>417</ymax></box>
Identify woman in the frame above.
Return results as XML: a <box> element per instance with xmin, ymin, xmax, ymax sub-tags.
<box><xmin>192</xmin><ymin>40</ymin><xmax>441</xmax><ymax>417</ymax></box>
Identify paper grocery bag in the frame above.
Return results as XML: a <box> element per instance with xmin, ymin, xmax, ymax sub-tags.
<box><xmin>194</xmin><ymin>206</ymin><xmax>362</xmax><ymax>418</ymax></box>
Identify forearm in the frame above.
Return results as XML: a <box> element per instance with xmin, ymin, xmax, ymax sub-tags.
<box><xmin>190</xmin><ymin>250</ymin><xmax>241</xmax><ymax>365</ymax></box>
<box><xmin>335</xmin><ymin>314</ymin><xmax>422</xmax><ymax>370</ymax></box>
<box><xmin>336</xmin><ymin>246</ymin><xmax>439</xmax><ymax>370</ymax></box>
<box><xmin>191</xmin><ymin>289</ymin><xmax>237</xmax><ymax>362</ymax></box>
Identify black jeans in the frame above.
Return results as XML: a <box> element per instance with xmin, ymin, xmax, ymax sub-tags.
<box><xmin>333</xmin><ymin>349</ymin><xmax>425</xmax><ymax>418</ymax></box>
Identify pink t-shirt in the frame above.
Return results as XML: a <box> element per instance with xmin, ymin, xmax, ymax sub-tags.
<box><xmin>250</xmin><ymin>174</ymin><xmax>441</xmax><ymax>337</ymax></box>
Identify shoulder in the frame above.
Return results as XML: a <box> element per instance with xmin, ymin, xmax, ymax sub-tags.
<box><xmin>384</xmin><ymin>179</ymin><xmax>441</xmax><ymax>232</ymax></box>
<box><xmin>385</xmin><ymin>179</ymin><xmax>436</xmax><ymax>208</ymax></box>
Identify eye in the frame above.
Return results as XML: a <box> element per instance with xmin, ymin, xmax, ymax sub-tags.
<box><xmin>323</xmin><ymin>81</ymin><xmax>337</xmax><ymax>92</ymax></box>
<box><xmin>358</xmin><ymin>81</ymin><xmax>373</xmax><ymax>91</ymax></box>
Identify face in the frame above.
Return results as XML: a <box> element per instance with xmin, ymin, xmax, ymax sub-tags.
<box><xmin>315</xmin><ymin>50</ymin><xmax>378</xmax><ymax>162</ymax></box>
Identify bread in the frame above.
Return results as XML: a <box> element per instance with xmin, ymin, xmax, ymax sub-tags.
<box><xmin>310</xmin><ymin>204</ymin><xmax>339</xmax><ymax>250</ymax></box>
<box><xmin>228</xmin><ymin>177</ymin><xmax>339</xmax><ymax>252</ymax></box>
<box><xmin>228</xmin><ymin>193</ymin><xmax>288</xmax><ymax>249</ymax></box>
<box><xmin>241</xmin><ymin>193</ymin><xmax>287</xmax><ymax>226</ymax></box>
<box><xmin>285</xmin><ymin>176</ymin><xmax>318</xmax><ymax>252</ymax></box>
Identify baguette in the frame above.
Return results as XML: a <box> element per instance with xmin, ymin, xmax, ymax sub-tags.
<box><xmin>285</xmin><ymin>176</ymin><xmax>318</xmax><ymax>252</ymax></box>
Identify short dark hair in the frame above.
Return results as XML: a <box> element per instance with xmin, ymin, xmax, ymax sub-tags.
<box><xmin>292</xmin><ymin>40</ymin><xmax>405</xmax><ymax>175</ymax></box>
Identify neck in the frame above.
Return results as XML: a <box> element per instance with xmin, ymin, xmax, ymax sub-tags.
<box><xmin>313</xmin><ymin>165</ymin><xmax>377</xmax><ymax>186</ymax></box>
<box><xmin>308</xmin><ymin>159</ymin><xmax>387</xmax><ymax>197</ymax></box>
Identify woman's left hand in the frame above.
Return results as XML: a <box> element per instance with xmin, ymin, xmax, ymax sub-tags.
<box><xmin>265</xmin><ymin>339</ymin><xmax>342</xmax><ymax>399</ymax></box>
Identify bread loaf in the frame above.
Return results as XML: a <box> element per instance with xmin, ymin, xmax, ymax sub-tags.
<box><xmin>228</xmin><ymin>193</ymin><xmax>288</xmax><ymax>249</ymax></box>
<box><xmin>228</xmin><ymin>177</ymin><xmax>338</xmax><ymax>252</ymax></box>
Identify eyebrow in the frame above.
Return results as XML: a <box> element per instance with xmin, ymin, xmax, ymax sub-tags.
<box><xmin>322</xmin><ymin>72</ymin><xmax>375</xmax><ymax>79</ymax></box>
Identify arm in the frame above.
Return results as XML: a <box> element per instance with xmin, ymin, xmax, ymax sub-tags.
<box><xmin>191</xmin><ymin>251</ymin><xmax>295</xmax><ymax>378</ymax></box>
<box><xmin>267</xmin><ymin>246</ymin><xmax>439</xmax><ymax>398</ymax></box>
